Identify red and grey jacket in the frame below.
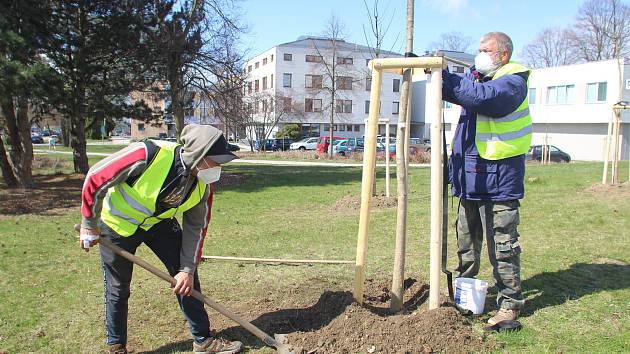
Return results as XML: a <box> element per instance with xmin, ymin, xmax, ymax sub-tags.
<box><xmin>81</xmin><ymin>140</ymin><xmax>213</xmax><ymax>274</ymax></box>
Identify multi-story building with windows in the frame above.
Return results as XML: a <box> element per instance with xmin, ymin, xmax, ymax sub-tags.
<box><xmin>243</xmin><ymin>36</ymin><xmax>405</xmax><ymax>139</ymax></box>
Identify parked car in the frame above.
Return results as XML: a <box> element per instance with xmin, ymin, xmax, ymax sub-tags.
<box><xmin>527</xmin><ymin>145</ymin><xmax>571</xmax><ymax>163</ymax></box>
<box><xmin>409</xmin><ymin>138</ymin><xmax>431</xmax><ymax>152</ymax></box>
<box><xmin>227</xmin><ymin>143</ymin><xmax>240</xmax><ymax>152</ymax></box>
<box><xmin>254</xmin><ymin>139</ymin><xmax>275</xmax><ymax>151</ymax></box>
<box><xmin>331</xmin><ymin>140</ymin><xmax>349</xmax><ymax>156</ymax></box>
<box><xmin>290</xmin><ymin>137</ymin><xmax>319</xmax><ymax>151</ymax></box>
<box><xmin>316</xmin><ymin>136</ymin><xmax>344</xmax><ymax>153</ymax></box>
<box><xmin>272</xmin><ymin>138</ymin><xmax>295</xmax><ymax>151</ymax></box>
<box><xmin>31</xmin><ymin>134</ymin><xmax>44</xmax><ymax>144</ymax></box>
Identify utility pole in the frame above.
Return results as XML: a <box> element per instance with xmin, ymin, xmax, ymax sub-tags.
<box><xmin>390</xmin><ymin>0</ymin><xmax>414</xmax><ymax>312</ymax></box>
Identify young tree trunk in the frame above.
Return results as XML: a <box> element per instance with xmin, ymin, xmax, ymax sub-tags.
<box><xmin>70</xmin><ymin>115</ymin><xmax>89</xmax><ymax>174</ymax></box>
<box><xmin>0</xmin><ymin>131</ymin><xmax>19</xmax><ymax>187</ymax></box>
<box><xmin>1</xmin><ymin>96</ymin><xmax>35</xmax><ymax>188</ymax></box>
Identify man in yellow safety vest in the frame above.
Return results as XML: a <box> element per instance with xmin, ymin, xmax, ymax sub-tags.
<box><xmin>442</xmin><ymin>32</ymin><xmax>531</xmax><ymax>326</ymax></box>
<box><xmin>80</xmin><ymin>124</ymin><xmax>242</xmax><ymax>354</ymax></box>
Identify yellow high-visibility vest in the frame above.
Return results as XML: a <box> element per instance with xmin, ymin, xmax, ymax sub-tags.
<box><xmin>475</xmin><ymin>62</ymin><xmax>532</xmax><ymax>160</ymax></box>
<box><xmin>101</xmin><ymin>140</ymin><xmax>207</xmax><ymax>236</ymax></box>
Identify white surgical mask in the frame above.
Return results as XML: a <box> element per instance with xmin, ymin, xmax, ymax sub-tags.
<box><xmin>474</xmin><ymin>52</ymin><xmax>500</xmax><ymax>76</ymax></box>
<box><xmin>197</xmin><ymin>166</ymin><xmax>221</xmax><ymax>184</ymax></box>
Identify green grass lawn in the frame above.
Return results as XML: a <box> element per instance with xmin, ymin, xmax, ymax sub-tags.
<box><xmin>0</xmin><ymin>161</ymin><xmax>628</xmax><ymax>353</ymax></box>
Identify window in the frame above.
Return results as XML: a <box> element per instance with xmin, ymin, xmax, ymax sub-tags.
<box><xmin>366</xmin><ymin>58</ymin><xmax>370</xmax><ymax>66</ymax></box>
<box><xmin>335</xmin><ymin>99</ymin><xmax>352</xmax><ymax>113</ymax></box>
<box><xmin>263</xmin><ymin>58</ymin><xmax>267</xmax><ymax>65</ymax></box>
<box><xmin>255</xmin><ymin>62</ymin><xmax>259</xmax><ymax>69</ymax></box>
<box><xmin>305</xmin><ymin>74</ymin><xmax>323</xmax><ymax>89</ymax></box>
<box><xmin>366</xmin><ymin>78</ymin><xmax>371</xmax><ymax>91</ymax></box>
<box><xmin>453</xmin><ymin>66</ymin><xmax>465</xmax><ymax>73</ymax></box>
<box><xmin>282</xmin><ymin>97</ymin><xmax>292</xmax><ymax>112</ymax></box>
<box><xmin>546</xmin><ymin>85</ymin><xmax>574</xmax><ymax>104</ymax></box>
<box><xmin>305</xmin><ymin>98</ymin><xmax>322</xmax><ymax>112</ymax></box>
<box><xmin>586</xmin><ymin>82</ymin><xmax>607</xmax><ymax>103</ymax></box>
<box><xmin>337</xmin><ymin>76</ymin><xmax>353</xmax><ymax>90</ymax></box>
<box><xmin>271</xmin><ymin>54</ymin><xmax>274</xmax><ymax>62</ymax></box>
<box><xmin>283</xmin><ymin>53</ymin><xmax>292</xmax><ymax>61</ymax></box>
<box><xmin>392</xmin><ymin>101</ymin><xmax>399</xmax><ymax>114</ymax></box>
<box><xmin>254</xmin><ymin>79</ymin><xmax>260</xmax><ymax>92</ymax></box>
<box><xmin>346</xmin><ymin>125</ymin><xmax>353</xmax><ymax>131</ymax></box>
<box><xmin>138</xmin><ymin>123</ymin><xmax>145</xmax><ymax>132</ymax></box>
<box><xmin>354</xmin><ymin>125</ymin><xmax>360</xmax><ymax>132</ymax></box>
<box><xmin>365</xmin><ymin>100</ymin><xmax>370</xmax><ymax>114</ymax></box>
<box><xmin>528</xmin><ymin>88</ymin><xmax>537</xmax><ymax>104</ymax></box>
<box><xmin>339</xmin><ymin>125</ymin><xmax>346</xmax><ymax>131</ymax></box>
<box><xmin>247</xmin><ymin>65</ymin><xmax>252</xmax><ymax>73</ymax></box>
<box><xmin>283</xmin><ymin>73</ymin><xmax>292</xmax><ymax>87</ymax></box>
<box><xmin>323</xmin><ymin>124</ymin><xmax>329</xmax><ymax>131</ymax></box>
<box><xmin>270</xmin><ymin>74</ymin><xmax>274</xmax><ymax>88</ymax></box>
<box><xmin>393</xmin><ymin>79</ymin><xmax>400</xmax><ymax>92</ymax></box>
<box><xmin>247</xmin><ymin>82</ymin><xmax>252</xmax><ymax>94</ymax></box>
<box><xmin>262</xmin><ymin>99</ymin><xmax>268</xmax><ymax>112</ymax></box>
<box><xmin>337</xmin><ymin>57</ymin><xmax>353</xmax><ymax>65</ymax></box>
<box><xmin>306</xmin><ymin>54</ymin><xmax>323</xmax><ymax>63</ymax></box>
<box><xmin>262</xmin><ymin>77</ymin><xmax>267</xmax><ymax>90</ymax></box>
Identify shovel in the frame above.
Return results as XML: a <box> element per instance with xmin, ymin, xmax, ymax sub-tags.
<box><xmin>75</xmin><ymin>225</ymin><xmax>293</xmax><ymax>353</ymax></box>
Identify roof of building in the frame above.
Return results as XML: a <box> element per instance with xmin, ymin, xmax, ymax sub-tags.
<box><xmin>277</xmin><ymin>36</ymin><xmax>402</xmax><ymax>57</ymax></box>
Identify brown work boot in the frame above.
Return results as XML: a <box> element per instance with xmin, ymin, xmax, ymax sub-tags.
<box><xmin>193</xmin><ymin>337</ymin><xmax>243</xmax><ymax>354</ymax></box>
<box><xmin>108</xmin><ymin>344</ymin><xmax>128</xmax><ymax>354</ymax></box>
<box><xmin>488</xmin><ymin>308</ymin><xmax>520</xmax><ymax>325</ymax></box>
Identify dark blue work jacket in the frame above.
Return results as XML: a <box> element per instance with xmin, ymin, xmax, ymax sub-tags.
<box><xmin>442</xmin><ymin>67</ymin><xmax>529</xmax><ymax>201</ymax></box>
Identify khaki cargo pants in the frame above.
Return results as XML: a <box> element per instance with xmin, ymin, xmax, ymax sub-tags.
<box><xmin>455</xmin><ymin>199</ymin><xmax>524</xmax><ymax>310</ymax></box>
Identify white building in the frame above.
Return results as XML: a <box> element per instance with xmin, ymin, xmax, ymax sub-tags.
<box><xmin>244</xmin><ymin>36</ymin><xmax>404</xmax><ymax>139</ymax></box>
<box><xmin>412</xmin><ymin>58</ymin><xmax>630</xmax><ymax>161</ymax></box>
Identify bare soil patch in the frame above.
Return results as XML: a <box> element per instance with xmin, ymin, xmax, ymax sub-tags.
<box><xmin>334</xmin><ymin>194</ymin><xmax>397</xmax><ymax>212</ymax></box>
<box><xmin>583</xmin><ymin>182</ymin><xmax>630</xmax><ymax>200</ymax></box>
<box><xmin>214</xmin><ymin>278</ymin><xmax>496</xmax><ymax>354</ymax></box>
<box><xmin>0</xmin><ymin>173</ymin><xmax>83</xmax><ymax>215</ymax></box>
<box><xmin>214</xmin><ymin>173</ymin><xmax>248</xmax><ymax>190</ymax></box>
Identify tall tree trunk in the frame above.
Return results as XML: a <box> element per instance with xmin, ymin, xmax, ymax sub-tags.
<box><xmin>71</xmin><ymin>79</ymin><xmax>89</xmax><ymax>174</ymax></box>
<box><xmin>0</xmin><ymin>132</ymin><xmax>19</xmax><ymax>187</ymax></box>
<box><xmin>61</xmin><ymin>116</ymin><xmax>71</xmax><ymax>147</ymax></box>
<box><xmin>1</xmin><ymin>96</ymin><xmax>35</xmax><ymax>188</ymax></box>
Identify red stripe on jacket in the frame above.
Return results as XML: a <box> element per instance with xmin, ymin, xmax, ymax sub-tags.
<box><xmin>195</xmin><ymin>183</ymin><xmax>214</xmax><ymax>265</ymax></box>
<box><xmin>81</xmin><ymin>147</ymin><xmax>147</xmax><ymax>219</ymax></box>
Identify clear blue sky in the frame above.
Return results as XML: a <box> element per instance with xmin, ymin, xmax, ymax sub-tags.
<box><xmin>240</xmin><ymin>0</ymin><xmax>586</xmax><ymax>60</ymax></box>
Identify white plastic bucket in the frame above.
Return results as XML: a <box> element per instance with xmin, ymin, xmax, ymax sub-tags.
<box><xmin>454</xmin><ymin>278</ymin><xmax>488</xmax><ymax>314</ymax></box>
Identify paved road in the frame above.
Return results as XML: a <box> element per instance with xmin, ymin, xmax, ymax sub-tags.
<box><xmin>33</xmin><ymin>149</ymin><xmax>430</xmax><ymax>168</ymax></box>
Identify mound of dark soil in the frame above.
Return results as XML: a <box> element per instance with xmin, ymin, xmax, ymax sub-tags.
<box><xmin>217</xmin><ymin>278</ymin><xmax>496</xmax><ymax>354</ymax></box>
<box><xmin>584</xmin><ymin>182</ymin><xmax>630</xmax><ymax>200</ymax></box>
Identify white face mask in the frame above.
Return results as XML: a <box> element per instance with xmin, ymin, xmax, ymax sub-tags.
<box><xmin>474</xmin><ymin>52</ymin><xmax>500</xmax><ymax>75</ymax></box>
<box><xmin>197</xmin><ymin>166</ymin><xmax>221</xmax><ymax>184</ymax></box>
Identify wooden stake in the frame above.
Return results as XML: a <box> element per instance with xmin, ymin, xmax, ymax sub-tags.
<box><xmin>354</xmin><ymin>67</ymin><xmax>383</xmax><ymax>304</ymax></box>
<box><xmin>612</xmin><ymin>110</ymin><xmax>621</xmax><ymax>184</ymax></box>
<box><xmin>385</xmin><ymin>121</ymin><xmax>391</xmax><ymax>198</ymax></box>
<box><xmin>603</xmin><ymin>110</ymin><xmax>614</xmax><ymax>184</ymax></box>
<box><xmin>428</xmin><ymin>69</ymin><xmax>444</xmax><ymax>310</ymax></box>
<box><xmin>201</xmin><ymin>255</ymin><xmax>353</xmax><ymax>265</ymax></box>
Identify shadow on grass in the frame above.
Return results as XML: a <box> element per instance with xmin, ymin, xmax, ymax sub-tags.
<box><xmin>520</xmin><ymin>262</ymin><xmax>630</xmax><ymax>317</ymax></box>
<box><xmin>223</xmin><ymin>165</ymin><xmax>395</xmax><ymax>193</ymax></box>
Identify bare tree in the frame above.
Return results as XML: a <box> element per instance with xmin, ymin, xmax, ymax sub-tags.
<box><xmin>521</xmin><ymin>27</ymin><xmax>580</xmax><ymax>68</ymax></box>
<box><xmin>570</xmin><ymin>0</ymin><xmax>630</xmax><ymax>61</ymax></box>
<box><xmin>362</xmin><ymin>0</ymin><xmax>400</xmax><ymax>59</ymax></box>
<box><xmin>310</xmin><ymin>15</ymin><xmax>359</xmax><ymax>156</ymax></box>
<box><xmin>428</xmin><ymin>31</ymin><xmax>474</xmax><ymax>53</ymax></box>
<box><xmin>243</xmin><ymin>92</ymin><xmax>302</xmax><ymax>151</ymax></box>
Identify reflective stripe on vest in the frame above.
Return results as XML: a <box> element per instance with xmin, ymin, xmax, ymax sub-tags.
<box><xmin>475</xmin><ymin>61</ymin><xmax>533</xmax><ymax>160</ymax></box>
<box><xmin>101</xmin><ymin>140</ymin><xmax>207</xmax><ymax>236</ymax></box>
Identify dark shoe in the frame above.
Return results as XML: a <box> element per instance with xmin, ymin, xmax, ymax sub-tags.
<box><xmin>193</xmin><ymin>337</ymin><xmax>243</xmax><ymax>354</ymax></box>
<box><xmin>488</xmin><ymin>308</ymin><xmax>520</xmax><ymax>325</ymax></box>
<box><xmin>108</xmin><ymin>344</ymin><xmax>128</xmax><ymax>354</ymax></box>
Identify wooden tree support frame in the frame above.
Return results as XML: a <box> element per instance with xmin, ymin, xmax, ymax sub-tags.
<box><xmin>354</xmin><ymin>56</ymin><xmax>446</xmax><ymax>310</ymax></box>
